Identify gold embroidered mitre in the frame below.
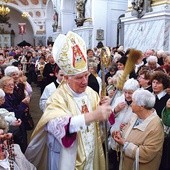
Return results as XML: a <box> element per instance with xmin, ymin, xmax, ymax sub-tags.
<box><xmin>52</xmin><ymin>31</ymin><xmax>88</xmax><ymax>75</ymax></box>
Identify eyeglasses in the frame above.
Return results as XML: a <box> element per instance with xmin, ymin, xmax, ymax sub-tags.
<box><xmin>4</xmin><ymin>84</ymin><xmax>14</xmax><ymax>87</ymax></box>
<box><xmin>137</xmin><ymin>76</ymin><xmax>145</xmax><ymax>79</ymax></box>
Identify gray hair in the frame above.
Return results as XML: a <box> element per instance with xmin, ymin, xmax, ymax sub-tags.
<box><xmin>123</xmin><ymin>78</ymin><xmax>140</xmax><ymax>91</ymax></box>
<box><xmin>132</xmin><ymin>89</ymin><xmax>155</xmax><ymax>109</ymax></box>
<box><xmin>4</xmin><ymin>66</ymin><xmax>19</xmax><ymax>76</ymax></box>
<box><xmin>146</xmin><ymin>55</ymin><xmax>158</xmax><ymax>63</ymax></box>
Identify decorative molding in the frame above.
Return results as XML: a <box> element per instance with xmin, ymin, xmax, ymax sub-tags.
<box><xmin>19</xmin><ymin>0</ymin><xmax>29</xmax><ymax>5</ymax></box>
<box><xmin>31</xmin><ymin>0</ymin><xmax>39</xmax><ymax>5</ymax></box>
<box><xmin>36</xmin><ymin>11</ymin><xmax>41</xmax><ymax>17</ymax></box>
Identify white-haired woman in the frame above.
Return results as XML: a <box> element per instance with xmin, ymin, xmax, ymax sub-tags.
<box><xmin>112</xmin><ymin>89</ymin><xmax>164</xmax><ymax>170</ymax></box>
<box><xmin>4</xmin><ymin>66</ymin><xmax>31</xmax><ymax>102</ymax></box>
<box><xmin>110</xmin><ymin>78</ymin><xmax>140</xmax><ymax>133</ymax></box>
<box><xmin>109</xmin><ymin>78</ymin><xmax>140</xmax><ymax>169</ymax></box>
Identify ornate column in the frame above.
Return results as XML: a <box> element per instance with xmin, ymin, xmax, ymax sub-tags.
<box><xmin>73</xmin><ymin>0</ymin><xmax>93</xmax><ymax>49</ymax></box>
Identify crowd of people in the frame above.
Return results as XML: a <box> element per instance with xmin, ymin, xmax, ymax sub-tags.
<box><xmin>0</xmin><ymin>31</ymin><xmax>169</xmax><ymax>170</ymax></box>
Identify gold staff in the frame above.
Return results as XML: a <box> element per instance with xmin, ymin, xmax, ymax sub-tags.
<box><xmin>100</xmin><ymin>46</ymin><xmax>111</xmax><ymax>170</ymax></box>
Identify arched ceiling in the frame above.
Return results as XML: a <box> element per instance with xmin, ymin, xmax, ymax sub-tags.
<box><xmin>9</xmin><ymin>0</ymin><xmax>47</xmax><ymax>6</ymax></box>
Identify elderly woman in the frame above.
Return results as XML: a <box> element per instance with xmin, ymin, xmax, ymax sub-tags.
<box><xmin>4</xmin><ymin>66</ymin><xmax>27</xmax><ymax>103</ymax></box>
<box><xmin>112</xmin><ymin>89</ymin><xmax>164</xmax><ymax>170</ymax></box>
<box><xmin>109</xmin><ymin>78</ymin><xmax>139</xmax><ymax>170</ymax></box>
<box><xmin>0</xmin><ymin>76</ymin><xmax>30</xmax><ymax>153</ymax></box>
<box><xmin>110</xmin><ymin>78</ymin><xmax>140</xmax><ymax>133</ymax></box>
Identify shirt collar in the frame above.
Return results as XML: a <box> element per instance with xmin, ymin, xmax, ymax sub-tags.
<box><xmin>56</xmin><ymin>79</ymin><xmax>61</xmax><ymax>85</ymax></box>
<box><xmin>156</xmin><ymin>90</ymin><xmax>166</xmax><ymax>100</ymax></box>
<box><xmin>66</xmin><ymin>83</ymin><xmax>86</xmax><ymax>97</ymax></box>
<box><xmin>133</xmin><ymin>110</ymin><xmax>158</xmax><ymax>131</ymax></box>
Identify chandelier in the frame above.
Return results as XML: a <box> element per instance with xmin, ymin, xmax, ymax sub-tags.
<box><xmin>0</xmin><ymin>0</ymin><xmax>10</xmax><ymax>16</ymax></box>
<box><xmin>21</xmin><ymin>11</ymin><xmax>29</xmax><ymax>18</ymax></box>
<box><xmin>0</xmin><ymin>4</ymin><xmax>10</xmax><ymax>16</ymax></box>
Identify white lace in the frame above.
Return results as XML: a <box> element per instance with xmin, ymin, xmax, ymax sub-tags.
<box><xmin>46</xmin><ymin>116</ymin><xmax>70</xmax><ymax>145</ymax></box>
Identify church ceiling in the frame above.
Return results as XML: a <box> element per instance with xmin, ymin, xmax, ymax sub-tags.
<box><xmin>10</xmin><ymin>0</ymin><xmax>47</xmax><ymax>6</ymax></box>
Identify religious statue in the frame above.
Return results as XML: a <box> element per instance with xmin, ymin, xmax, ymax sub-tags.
<box><xmin>75</xmin><ymin>0</ymin><xmax>87</xmax><ymax>27</ymax></box>
<box><xmin>132</xmin><ymin>0</ymin><xmax>144</xmax><ymax>11</ymax></box>
<box><xmin>52</xmin><ymin>10</ymin><xmax>58</xmax><ymax>32</ymax></box>
<box><xmin>71</xmin><ymin>37</ymin><xmax>86</xmax><ymax>69</ymax></box>
<box><xmin>131</xmin><ymin>0</ymin><xmax>152</xmax><ymax>18</ymax></box>
<box><xmin>76</xmin><ymin>0</ymin><xmax>84</xmax><ymax>19</ymax></box>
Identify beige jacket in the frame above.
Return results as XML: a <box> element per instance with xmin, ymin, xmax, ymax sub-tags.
<box><xmin>120</xmin><ymin>111</ymin><xmax>164</xmax><ymax>170</ymax></box>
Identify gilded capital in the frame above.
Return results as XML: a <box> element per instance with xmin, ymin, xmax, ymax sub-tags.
<box><xmin>152</xmin><ymin>0</ymin><xmax>170</xmax><ymax>6</ymax></box>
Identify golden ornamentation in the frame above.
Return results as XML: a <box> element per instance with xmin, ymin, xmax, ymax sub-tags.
<box><xmin>21</xmin><ymin>11</ymin><xmax>29</xmax><ymax>18</ymax></box>
<box><xmin>0</xmin><ymin>4</ymin><xmax>10</xmax><ymax>16</ymax></box>
<box><xmin>152</xmin><ymin>0</ymin><xmax>170</xmax><ymax>6</ymax></box>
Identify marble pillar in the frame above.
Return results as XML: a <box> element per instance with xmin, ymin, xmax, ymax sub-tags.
<box><xmin>122</xmin><ymin>1</ymin><xmax>170</xmax><ymax>52</ymax></box>
<box><xmin>73</xmin><ymin>21</ymin><xmax>93</xmax><ymax>49</ymax></box>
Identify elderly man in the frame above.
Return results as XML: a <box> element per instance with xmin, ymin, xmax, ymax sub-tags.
<box><xmin>145</xmin><ymin>55</ymin><xmax>160</xmax><ymax>71</ymax></box>
<box><xmin>25</xmin><ymin>31</ymin><xmax>113</xmax><ymax>170</ymax></box>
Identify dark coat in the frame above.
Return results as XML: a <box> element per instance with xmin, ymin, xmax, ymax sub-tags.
<box><xmin>43</xmin><ymin>63</ymin><xmax>59</xmax><ymax>86</ymax></box>
<box><xmin>88</xmin><ymin>73</ymin><xmax>99</xmax><ymax>94</ymax></box>
<box><xmin>1</xmin><ymin>93</ymin><xmax>27</xmax><ymax>119</ymax></box>
<box><xmin>154</xmin><ymin>93</ymin><xmax>170</xmax><ymax>118</ymax></box>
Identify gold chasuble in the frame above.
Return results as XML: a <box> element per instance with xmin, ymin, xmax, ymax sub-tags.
<box><xmin>29</xmin><ymin>81</ymin><xmax>105</xmax><ymax>170</ymax></box>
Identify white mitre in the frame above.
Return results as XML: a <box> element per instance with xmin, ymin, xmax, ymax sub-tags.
<box><xmin>52</xmin><ymin>31</ymin><xmax>88</xmax><ymax>75</ymax></box>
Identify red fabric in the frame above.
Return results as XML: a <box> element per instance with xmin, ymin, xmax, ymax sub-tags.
<box><xmin>108</xmin><ymin>112</ymin><xmax>115</xmax><ymax>125</ymax></box>
<box><xmin>61</xmin><ymin>118</ymin><xmax>77</xmax><ymax>148</ymax></box>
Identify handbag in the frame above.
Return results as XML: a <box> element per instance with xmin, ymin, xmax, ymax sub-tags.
<box><xmin>23</xmin><ymin>110</ymin><xmax>35</xmax><ymax>131</ymax></box>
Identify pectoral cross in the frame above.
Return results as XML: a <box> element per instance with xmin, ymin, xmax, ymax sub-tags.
<box><xmin>81</xmin><ymin>99</ymin><xmax>89</xmax><ymax>132</ymax></box>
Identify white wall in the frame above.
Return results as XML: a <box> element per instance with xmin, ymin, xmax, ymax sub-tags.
<box><xmin>92</xmin><ymin>0</ymin><xmax>127</xmax><ymax>48</ymax></box>
<box><xmin>60</xmin><ymin>0</ymin><xmax>76</xmax><ymax>34</ymax></box>
<box><xmin>107</xmin><ymin>0</ymin><xmax>127</xmax><ymax>47</ymax></box>
<box><xmin>46</xmin><ymin>0</ymin><xmax>54</xmax><ymax>44</ymax></box>
<box><xmin>92</xmin><ymin>0</ymin><xmax>107</xmax><ymax>48</ymax></box>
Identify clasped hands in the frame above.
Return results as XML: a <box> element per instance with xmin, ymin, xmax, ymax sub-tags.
<box><xmin>112</xmin><ymin>131</ymin><xmax>125</xmax><ymax>146</ymax></box>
